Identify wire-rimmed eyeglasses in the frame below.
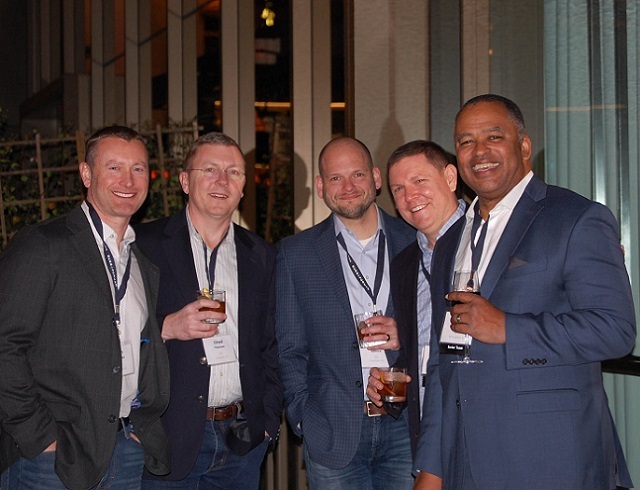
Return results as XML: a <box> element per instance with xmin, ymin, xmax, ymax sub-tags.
<box><xmin>185</xmin><ymin>166</ymin><xmax>246</xmax><ymax>182</ymax></box>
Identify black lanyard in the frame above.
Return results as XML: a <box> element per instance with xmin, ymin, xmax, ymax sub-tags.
<box><xmin>420</xmin><ymin>259</ymin><xmax>431</xmax><ymax>284</ymax></box>
<box><xmin>336</xmin><ymin>230</ymin><xmax>386</xmax><ymax>312</ymax></box>
<box><xmin>202</xmin><ymin>240</ymin><xmax>222</xmax><ymax>292</ymax></box>
<box><xmin>86</xmin><ymin>201</ymin><xmax>132</xmax><ymax>328</ymax></box>
<box><xmin>469</xmin><ymin>201</ymin><xmax>489</xmax><ymax>288</ymax></box>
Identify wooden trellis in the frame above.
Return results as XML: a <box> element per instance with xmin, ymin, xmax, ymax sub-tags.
<box><xmin>0</xmin><ymin>123</ymin><xmax>200</xmax><ymax>250</ymax></box>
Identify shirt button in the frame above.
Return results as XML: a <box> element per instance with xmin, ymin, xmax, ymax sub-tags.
<box><xmin>199</xmin><ymin>356</ymin><xmax>207</xmax><ymax>365</ymax></box>
<box><xmin>352</xmin><ymin>342</ymin><xmax>359</xmax><ymax>349</ymax></box>
<box><xmin>112</xmin><ymin>366</ymin><xmax>121</xmax><ymax>374</ymax></box>
<box><xmin>456</xmin><ymin>399</ymin><xmax>461</xmax><ymax>408</ymax></box>
<box><xmin>197</xmin><ymin>395</ymin><xmax>205</xmax><ymax>403</ymax></box>
<box><xmin>356</xmin><ymin>380</ymin><xmax>363</xmax><ymax>388</ymax></box>
<box><xmin>107</xmin><ymin>415</ymin><xmax>117</xmax><ymax>423</ymax></box>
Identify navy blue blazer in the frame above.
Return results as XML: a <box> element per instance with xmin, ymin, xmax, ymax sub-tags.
<box><xmin>135</xmin><ymin>208</ymin><xmax>282</xmax><ymax>481</ymax></box>
<box><xmin>415</xmin><ymin>176</ymin><xmax>636</xmax><ymax>489</ymax></box>
<box><xmin>275</xmin><ymin>208</ymin><xmax>415</xmax><ymax>469</ymax></box>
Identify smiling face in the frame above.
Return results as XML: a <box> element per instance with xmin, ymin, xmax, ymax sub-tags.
<box><xmin>80</xmin><ymin>137</ymin><xmax>149</xmax><ymax>231</ymax></box>
<box><xmin>180</xmin><ymin>143</ymin><xmax>246</xmax><ymax>224</ymax></box>
<box><xmin>389</xmin><ymin>154</ymin><xmax>458</xmax><ymax>246</ymax></box>
<box><xmin>315</xmin><ymin>139</ymin><xmax>381</xmax><ymax>221</ymax></box>
<box><xmin>454</xmin><ymin>101</ymin><xmax>532</xmax><ymax>214</ymax></box>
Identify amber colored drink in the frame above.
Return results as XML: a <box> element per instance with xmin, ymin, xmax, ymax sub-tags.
<box><xmin>378</xmin><ymin>368</ymin><xmax>407</xmax><ymax>402</ymax></box>
<box><xmin>197</xmin><ymin>289</ymin><xmax>226</xmax><ymax>324</ymax></box>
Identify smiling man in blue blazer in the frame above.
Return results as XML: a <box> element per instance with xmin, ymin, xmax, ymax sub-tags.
<box><xmin>413</xmin><ymin>94</ymin><xmax>636</xmax><ymax>490</ymax></box>
<box><xmin>276</xmin><ymin>137</ymin><xmax>416</xmax><ymax>489</ymax></box>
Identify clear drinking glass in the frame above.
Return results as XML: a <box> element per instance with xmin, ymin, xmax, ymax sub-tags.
<box><xmin>450</xmin><ymin>270</ymin><xmax>483</xmax><ymax>364</ymax></box>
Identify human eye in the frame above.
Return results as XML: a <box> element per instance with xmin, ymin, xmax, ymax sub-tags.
<box><xmin>390</xmin><ymin>186</ymin><xmax>403</xmax><ymax>195</ymax></box>
<box><xmin>227</xmin><ymin>168</ymin><xmax>242</xmax><ymax>178</ymax></box>
<box><xmin>203</xmin><ymin>167</ymin><xmax>217</xmax><ymax>173</ymax></box>
<box><xmin>458</xmin><ymin>138</ymin><xmax>473</xmax><ymax>147</ymax></box>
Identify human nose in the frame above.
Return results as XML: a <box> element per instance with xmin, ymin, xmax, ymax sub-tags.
<box><xmin>404</xmin><ymin>184</ymin><xmax>420</xmax><ymax>202</ymax></box>
<box><xmin>212</xmin><ymin>168</ymin><xmax>229</xmax><ymax>184</ymax></box>
<box><xmin>344</xmin><ymin>177</ymin><xmax>357</xmax><ymax>190</ymax></box>
<box><xmin>122</xmin><ymin>169</ymin><xmax>134</xmax><ymax>187</ymax></box>
<box><xmin>473</xmin><ymin>139</ymin><xmax>489</xmax><ymax>157</ymax></box>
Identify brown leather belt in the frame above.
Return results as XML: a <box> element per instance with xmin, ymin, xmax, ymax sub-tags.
<box><xmin>207</xmin><ymin>402</ymin><xmax>244</xmax><ymax>421</ymax></box>
<box><xmin>364</xmin><ymin>401</ymin><xmax>388</xmax><ymax>417</ymax></box>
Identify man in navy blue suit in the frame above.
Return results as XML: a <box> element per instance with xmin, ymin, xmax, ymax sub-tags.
<box><xmin>276</xmin><ymin>137</ymin><xmax>416</xmax><ymax>489</ymax></box>
<box><xmin>414</xmin><ymin>94</ymin><xmax>636</xmax><ymax>489</ymax></box>
<box><xmin>136</xmin><ymin>132</ymin><xmax>282</xmax><ymax>488</ymax></box>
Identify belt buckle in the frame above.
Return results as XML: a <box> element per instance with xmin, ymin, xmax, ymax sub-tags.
<box><xmin>366</xmin><ymin>401</ymin><xmax>382</xmax><ymax>417</ymax></box>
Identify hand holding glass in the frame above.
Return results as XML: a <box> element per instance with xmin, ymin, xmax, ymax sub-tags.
<box><xmin>450</xmin><ymin>270</ymin><xmax>482</xmax><ymax>364</ymax></box>
<box><xmin>197</xmin><ymin>289</ymin><xmax>226</xmax><ymax>324</ymax></box>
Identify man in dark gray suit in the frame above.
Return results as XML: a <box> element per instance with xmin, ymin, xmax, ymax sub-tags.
<box><xmin>276</xmin><ymin>137</ymin><xmax>416</xmax><ymax>489</ymax></box>
<box><xmin>0</xmin><ymin>126</ymin><xmax>170</xmax><ymax>489</ymax></box>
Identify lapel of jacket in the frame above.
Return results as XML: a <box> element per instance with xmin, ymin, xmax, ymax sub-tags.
<box><xmin>430</xmin><ymin>217</ymin><xmax>465</xmax><ymax>336</ymax></box>
<box><xmin>315</xmin><ymin>216</ymin><xmax>354</xmax><ymax>323</ymax></box>
<box><xmin>381</xmin><ymin>209</ymin><xmax>408</xmax><ymax>259</ymax></box>
<box><xmin>481</xmin><ymin>176</ymin><xmax>546</xmax><ymax>299</ymax></box>
<box><xmin>67</xmin><ymin>206</ymin><xmax>114</xmax><ymax>302</ymax></box>
<box><xmin>162</xmin><ymin>208</ymin><xmax>200</xmax><ymax>305</ymax></box>
<box><xmin>234</xmin><ymin>224</ymin><xmax>260</xmax><ymax>341</ymax></box>
<box><xmin>395</xmin><ymin>242</ymin><xmax>421</xmax><ymax>351</ymax></box>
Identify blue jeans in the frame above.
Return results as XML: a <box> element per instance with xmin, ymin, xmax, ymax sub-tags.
<box><xmin>304</xmin><ymin>412</ymin><xmax>414</xmax><ymax>490</ymax></box>
<box><xmin>1</xmin><ymin>424</ymin><xmax>144</xmax><ymax>489</ymax></box>
<box><xmin>142</xmin><ymin>418</ymin><xmax>269</xmax><ymax>489</ymax></box>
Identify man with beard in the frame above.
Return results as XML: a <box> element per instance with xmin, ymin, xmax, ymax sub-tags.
<box><xmin>276</xmin><ymin>137</ymin><xmax>416</xmax><ymax>489</ymax></box>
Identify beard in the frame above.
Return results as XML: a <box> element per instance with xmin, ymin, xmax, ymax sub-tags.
<box><xmin>325</xmin><ymin>192</ymin><xmax>376</xmax><ymax>220</ymax></box>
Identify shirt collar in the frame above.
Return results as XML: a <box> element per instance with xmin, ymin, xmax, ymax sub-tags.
<box><xmin>185</xmin><ymin>204</ymin><xmax>234</xmax><ymax>249</ymax></box>
<box><xmin>417</xmin><ymin>199</ymin><xmax>467</xmax><ymax>255</ymax></box>
<box><xmin>332</xmin><ymin>203</ymin><xmax>385</xmax><ymax>241</ymax></box>
<box><xmin>466</xmin><ymin>170</ymin><xmax>534</xmax><ymax>221</ymax></box>
<box><xmin>81</xmin><ymin>201</ymin><xmax>135</xmax><ymax>252</ymax></box>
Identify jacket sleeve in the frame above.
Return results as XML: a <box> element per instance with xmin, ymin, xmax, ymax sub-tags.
<box><xmin>261</xmin><ymin>256</ymin><xmax>285</xmax><ymax>440</ymax></box>
<box><xmin>274</xmin><ymin>243</ymin><xmax>308</xmax><ymax>436</ymax></box>
<box><xmin>0</xmin><ymin>228</ymin><xmax>59</xmax><ymax>458</ymax></box>
<box><xmin>505</xmin><ymin>202</ymin><xmax>636</xmax><ymax>369</ymax></box>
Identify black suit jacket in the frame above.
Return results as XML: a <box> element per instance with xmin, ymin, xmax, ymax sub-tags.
<box><xmin>390</xmin><ymin>241</ymin><xmax>423</xmax><ymax>456</ymax></box>
<box><xmin>135</xmin><ymin>208</ymin><xmax>283</xmax><ymax>481</ymax></box>
<box><xmin>0</xmin><ymin>206</ymin><xmax>170</xmax><ymax>489</ymax></box>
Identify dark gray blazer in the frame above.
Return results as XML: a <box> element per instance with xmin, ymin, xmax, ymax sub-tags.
<box><xmin>0</xmin><ymin>205</ymin><xmax>170</xmax><ymax>489</ymax></box>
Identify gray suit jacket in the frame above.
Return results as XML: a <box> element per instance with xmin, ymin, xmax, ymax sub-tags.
<box><xmin>0</xmin><ymin>206</ymin><xmax>170</xmax><ymax>489</ymax></box>
<box><xmin>275</xmin><ymin>208</ymin><xmax>415</xmax><ymax>468</ymax></box>
<box><xmin>416</xmin><ymin>176</ymin><xmax>636</xmax><ymax>489</ymax></box>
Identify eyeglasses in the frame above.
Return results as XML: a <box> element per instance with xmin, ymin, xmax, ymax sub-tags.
<box><xmin>185</xmin><ymin>166</ymin><xmax>246</xmax><ymax>182</ymax></box>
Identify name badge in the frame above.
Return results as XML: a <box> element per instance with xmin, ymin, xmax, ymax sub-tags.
<box><xmin>202</xmin><ymin>335</ymin><xmax>237</xmax><ymax>365</ymax></box>
<box><xmin>439</xmin><ymin>311</ymin><xmax>468</xmax><ymax>354</ymax></box>
<box><xmin>359</xmin><ymin>346</ymin><xmax>388</xmax><ymax>368</ymax></box>
<box><xmin>121</xmin><ymin>340</ymin><xmax>135</xmax><ymax>376</ymax></box>
<box><xmin>420</xmin><ymin>345</ymin><xmax>430</xmax><ymax>376</ymax></box>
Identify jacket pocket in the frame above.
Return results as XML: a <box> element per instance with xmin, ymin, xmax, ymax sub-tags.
<box><xmin>516</xmin><ymin>388</ymin><xmax>581</xmax><ymax>413</ymax></box>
